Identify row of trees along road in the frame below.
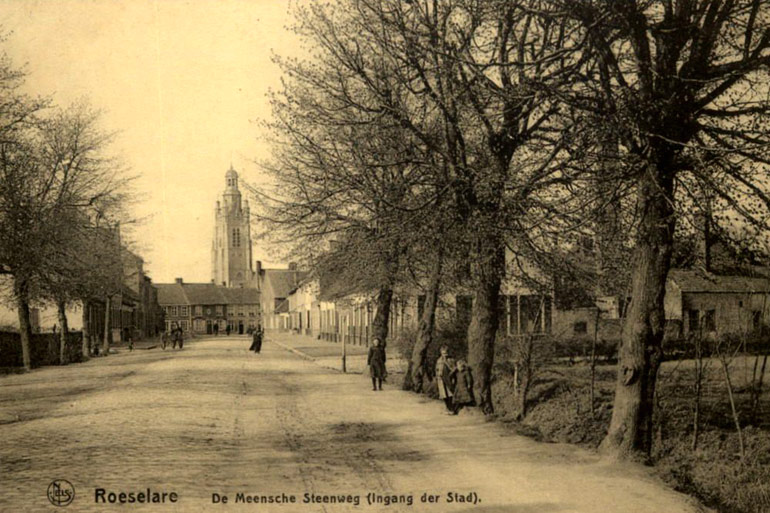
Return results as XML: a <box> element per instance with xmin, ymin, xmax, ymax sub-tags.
<box><xmin>256</xmin><ymin>0</ymin><xmax>770</xmax><ymax>462</ymax></box>
<box><xmin>0</xmin><ymin>53</ymin><xmax>132</xmax><ymax>371</ymax></box>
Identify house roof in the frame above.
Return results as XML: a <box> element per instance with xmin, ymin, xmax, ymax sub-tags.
<box><xmin>275</xmin><ymin>298</ymin><xmax>289</xmax><ymax>313</ymax></box>
<box><xmin>181</xmin><ymin>283</ymin><xmax>227</xmax><ymax>305</ymax></box>
<box><xmin>155</xmin><ymin>282</ymin><xmax>259</xmax><ymax>306</ymax></box>
<box><xmin>156</xmin><ymin>283</ymin><xmax>189</xmax><ymax>305</ymax></box>
<box><xmin>221</xmin><ymin>287</ymin><xmax>260</xmax><ymax>305</ymax></box>
<box><xmin>263</xmin><ymin>269</ymin><xmax>308</xmax><ymax>298</ymax></box>
<box><xmin>120</xmin><ymin>284</ymin><xmax>141</xmax><ymax>303</ymax></box>
<box><xmin>669</xmin><ymin>269</ymin><xmax>770</xmax><ymax>294</ymax></box>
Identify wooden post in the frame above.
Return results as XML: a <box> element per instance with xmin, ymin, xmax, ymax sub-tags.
<box><xmin>506</xmin><ymin>295</ymin><xmax>511</xmax><ymax>335</ymax></box>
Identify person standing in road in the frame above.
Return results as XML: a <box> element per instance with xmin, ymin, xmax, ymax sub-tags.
<box><xmin>173</xmin><ymin>325</ymin><xmax>184</xmax><ymax>349</ymax></box>
<box><xmin>249</xmin><ymin>324</ymin><xmax>263</xmax><ymax>353</ymax></box>
<box><xmin>451</xmin><ymin>359</ymin><xmax>475</xmax><ymax>414</ymax></box>
<box><xmin>435</xmin><ymin>345</ymin><xmax>456</xmax><ymax>414</ymax></box>
<box><xmin>367</xmin><ymin>337</ymin><xmax>386</xmax><ymax>391</ymax></box>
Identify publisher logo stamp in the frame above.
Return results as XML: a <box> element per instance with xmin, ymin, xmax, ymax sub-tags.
<box><xmin>47</xmin><ymin>480</ymin><xmax>75</xmax><ymax>507</ymax></box>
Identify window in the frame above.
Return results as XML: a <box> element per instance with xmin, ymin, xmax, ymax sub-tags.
<box><xmin>169</xmin><ymin>306</ymin><xmax>178</xmax><ymax>316</ymax></box>
<box><xmin>180</xmin><ymin>306</ymin><xmax>188</xmax><ymax>316</ymax></box>
<box><xmin>456</xmin><ymin>295</ymin><xmax>473</xmax><ymax>332</ymax></box>
<box><xmin>505</xmin><ymin>295</ymin><xmax>515</xmax><ymax>335</ymax></box>
<box><xmin>704</xmin><ymin>309</ymin><xmax>716</xmax><ymax>332</ymax></box>
<box><xmin>688</xmin><ymin>309</ymin><xmax>700</xmax><ymax>333</ymax></box>
<box><xmin>195</xmin><ymin>305</ymin><xmax>202</xmax><ymax>315</ymax></box>
<box><xmin>573</xmin><ymin>321</ymin><xmax>588</xmax><ymax>335</ymax></box>
<box><xmin>206</xmin><ymin>308</ymin><xmax>212</xmax><ymax>315</ymax></box>
<box><xmin>180</xmin><ymin>320</ymin><xmax>188</xmax><ymax>330</ymax></box>
<box><xmin>417</xmin><ymin>295</ymin><xmax>426</xmax><ymax>320</ymax></box>
<box><xmin>232</xmin><ymin>228</ymin><xmax>241</xmax><ymax>248</ymax></box>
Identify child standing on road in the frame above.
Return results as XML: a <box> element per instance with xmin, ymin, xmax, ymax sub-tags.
<box><xmin>451</xmin><ymin>359</ymin><xmax>475</xmax><ymax>414</ymax></box>
<box><xmin>367</xmin><ymin>338</ymin><xmax>386</xmax><ymax>391</ymax></box>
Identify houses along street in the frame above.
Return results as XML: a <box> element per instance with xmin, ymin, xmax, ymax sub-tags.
<box><xmin>0</xmin><ymin>335</ymin><xmax>699</xmax><ymax>513</ymax></box>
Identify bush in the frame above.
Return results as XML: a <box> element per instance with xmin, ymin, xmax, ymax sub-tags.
<box><xmin>0</xmin><ymin>330</ymin><xmax>83</xmax><ymax>368</ymax></box>
<box><xmin>654</xmin><ymin>428</ymin><xmax>770</xmax><ymax>513</ymax></box>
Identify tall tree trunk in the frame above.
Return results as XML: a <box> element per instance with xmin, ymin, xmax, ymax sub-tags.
<box><xmin>467</xmin><ymin>228</ymin><xmax>505</xmax><ymax>415</ymax></box>
<box><xmin>14</xmin><ymin>276</ymin><xmax>33</xmax><ymax>371</ymax></box>
<box><xmin>600</xmin><ymin>168</ymin><xmax>674</xmax><ymax>461</ymax></box>
<box><xmin>103</xmin><ymin>295</ymin><xmax>112</xmax><ymax>355</ymax></box>
<box><xmin>371</xmin><ymin>286</ymin><xmax>393</xmax><ymax>346</ymax></box>
<box><xmin>57</xmin><ymin>300</ymin><xmax>69</xmax><ymax>365</ymax></box>
<box><xmin>81</xmin><ymin>300</ymin><xmax>90</xmax><ymax>360</ymax></box>
<box><xmin>406</xmin><ymin>251</ymin><xmax>443</xmax><ymax>392</ymax></box>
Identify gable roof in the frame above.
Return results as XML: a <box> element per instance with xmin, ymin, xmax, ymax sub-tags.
<box><xmin>156</xmin><ymin>283</ymin><xmax>189</xmax><ymax>305</ymax></box>
<box><xmin>221</xmin><ymin>287</ymin><xmax>260</xmax><ymax>304</ymax></box>
<box><xmin>181</xmin><ymin>283</ymin><xmax>227</xmax><ymax>305</ymax></box>
<box><xmin>263</xmin><ymin>269</ymin><xmax>307</xmax><ymax>299</ymax></box>
<box><xmin>275</xmin><ymin>298</ymin><xmax>289</xmax><ymax>313</ymax></box>
<box><xmin>669</xmin><ymin>269</ymin><xmax>770</xmax><ymax>294</ymax></box>
<box><xmin>155</xmin><ymin>282</ymin><xmax>259</xmax><ymax>306</ymax></box>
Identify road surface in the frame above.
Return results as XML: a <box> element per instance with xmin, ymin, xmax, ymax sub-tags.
<box><xmin>0</xmin><ymin>335</ymin><xmax>702</xmax><ymax>513</ymax></box>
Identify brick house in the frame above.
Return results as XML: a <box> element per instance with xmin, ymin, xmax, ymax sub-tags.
<box><xmin>155</xmin><ymin>278</ymin><xmax>260</xmax><ymax>335</ymax></box>
<box><xmin>665</xmin><ymin>269</ymin><xmax>770</xmax><ymax>338</ymax></box>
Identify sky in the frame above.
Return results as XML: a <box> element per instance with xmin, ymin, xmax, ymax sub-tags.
<box><xmin>0</xmin><ymin>0</ymin><xmax>301</xmax><ymax>283</ymax></box>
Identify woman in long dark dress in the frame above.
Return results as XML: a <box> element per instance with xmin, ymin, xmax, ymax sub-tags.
<box><xmin>367</xmin><ymin>338</ymin><xmax>386</xmax><ymax>391</ymax></box>
<box><xmin>249</xmin><ymin>325</ymin><xmax>263</xmax><ymax>353</ymax></box>
<box><xmin>451</xmin><ymin>359</ymin><xmax>475</xmax><ymax>414</ymax></box>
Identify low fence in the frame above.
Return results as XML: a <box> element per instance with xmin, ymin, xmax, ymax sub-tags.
<box><xmin>0</xmin><ymin>331</ymin><xmax>83</xmax><ymax>368</ymax></box>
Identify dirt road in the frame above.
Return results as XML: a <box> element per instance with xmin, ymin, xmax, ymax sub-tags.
<box><xmin>0</xmin><ymin>335</ymin><xmax>703</xmax><ymax>512</ymax></box>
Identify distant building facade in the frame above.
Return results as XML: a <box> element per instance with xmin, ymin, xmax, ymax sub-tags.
<box><xmin>155</xmin><ymin>278</ymin><xmax>260</xmax><ymax>335</ymax></box>
<box><xmin>665</xmin><ymin>269</ymin><xmax>770</xmax><ymax>338</ymax></box>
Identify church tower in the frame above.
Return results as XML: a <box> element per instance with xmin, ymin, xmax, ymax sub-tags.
<box><xmin>211</xmin><ymin>165</ymin><xmax>254</xmax><ymax>288</ymax></box>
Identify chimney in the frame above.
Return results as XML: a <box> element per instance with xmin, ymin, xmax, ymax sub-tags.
<box><xmin>288</xmin><ymin>262</ymin><xmax>297</xmax><ymax>271</ymax></box>
<box><xmin>175</xmin><ymin>278</ymin><xmax>183</xmax><ymax>284</ymax></box>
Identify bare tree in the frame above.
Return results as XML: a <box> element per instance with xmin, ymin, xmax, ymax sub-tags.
<box><xmin>264</xmin><ymin>0</ymin><xmax>583</xmax><ymax>413</ymax></box>
<box><xmin>32</xmin><ymin>103</ymin><xmax>129</xmax><ymax>363</ymax></box>
<box><xmin>255</xmin><ymin>2</ymin><xmax>458</xmax><ymax>348</ymax></box>
<box><xmin>550</xmin><ymin>0</ymin><xmax>770</xmax><ymax>460</ymax></box>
